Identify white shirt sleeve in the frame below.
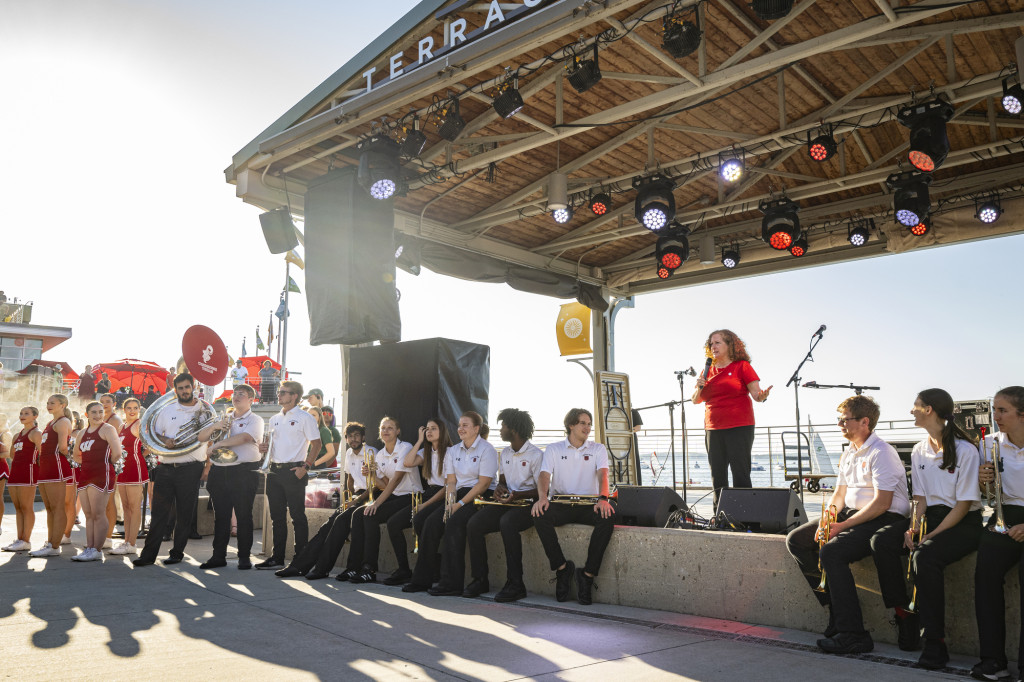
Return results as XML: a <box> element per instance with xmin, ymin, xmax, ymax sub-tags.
<box><xmin>393</xmin><ymin>441</ymin><xmax>415</xmax><ymax>472</ymax></box>
<box><xmin>442</xmin><ymin>446</ymin><xmax>456</xmax><ymax>477</ymax></box>
<box><xmin>870</xmin><ymin>445</ymin><xmax>904</xmax><ymax>492</ymax></box>
<box><xmin>910</xmin><ymin>441</ymin><xmax>924</xmax><ymax>495</ymax></box>
<box><xmin>479</xmin><ymin>442</ymin><xmax>499</xmax><ymax>481</ymax></box>
<box><xmin>302</xmin><ymin>413</ymin><xmax>320</xmax><ymax>441</ymax></box>
<box><xmin>593</xmin><ymin>442</ymin><xmax>609</xmax><ymax>471</ymax></box>
<box><xmin>954</xmin><ymin>440</ymin><xmax>982</xmax><ymax>502</ymax></box>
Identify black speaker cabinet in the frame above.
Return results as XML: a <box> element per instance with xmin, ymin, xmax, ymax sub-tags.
<box><xmin>259</xmin><ymin>207</ymin><xmax>299</xmax><ymax>254</ymax></box>
<box><xmin>348</xmin><ymin>338</ymin><xmax>489</xmax><ymax>449</ymax></box>
<box><xmin>715</xmin><ymin>488</ymin><xmax>807</xmax><ymax>534</ymax></box>
<box><xmin>615</xmin><ymin>485</ymin><xmax>687</xmax><ymax>528</ymax></box>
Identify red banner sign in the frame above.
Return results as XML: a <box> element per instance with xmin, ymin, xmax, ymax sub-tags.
<box><xmin>181</xmin><ymin>325</ymin><xmax>229</xmax><ymax>385</ymax></box>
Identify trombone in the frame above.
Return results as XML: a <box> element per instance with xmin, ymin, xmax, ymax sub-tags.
<box><xmin>907</xmin><ymin>500</ymin><xmax>928</xmax><ymax>613</ymax></box>
<box><xmin>814</xmin><ymin>499</ymin><xmax>838</xmax><ymax>593</ymax></box>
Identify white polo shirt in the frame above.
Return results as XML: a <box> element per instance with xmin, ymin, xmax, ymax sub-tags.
<box><xmin>836</xmin><ymin>432</ymin><xmax>910</xmax><ymax>515</ymax></box>
<box><xmin>378</xmin><ymin>441</ymin><xmax>422</xmax><ymax>496</ymax></box>
<box><xmin>230</xmin><ymin>366</ymin><xmax>249</xmax><ymax>386</ymax></box>
<box><xmin>154</xmin><ymin>401</ymin><xmax>208</xmax><ymax>464</ymax></box>
<box><xmin>910</xmin><ymin>438</ymin><xmax>981</xmax><ymax>510</ymax></box>
<box><xmin>443</xmin><ymin>436</ymin><xmax>499</xmax><ymax>490</ymax></box>
<box><xmin>981</xmin><ymin>433</ymin><xmax>1024</xmax><ymax>506</ymax></box>
<box><xmin>418</xmin><ymin>448</ymin><xmax>446</xmax><ymax>487</ymax></box>
<box><xmin>212</xmin><ymin>409</ymin><xmax>264</xmax><ymax>466</ymax></box>
<box><xmin>268</xmin><ymin>406</ymin><xmax>320</xmax><ymax>463</ymax></box>
<box><xmin>541</xmin><ymin>438</ymin><xmax>609</xmax><ymax>497</ymax></box>
<box><xmin>500</xmin><ymin>441</ymin><xmax>544</xmax><ymax>492</ymax></box>
<box><xmin>343</xmin><ymin>445</ymin><xmax>375</xmax><ymax>491</ymax></box>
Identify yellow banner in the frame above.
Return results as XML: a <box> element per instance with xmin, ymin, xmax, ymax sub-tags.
<box><xmin>556</xmin><ymin>302</ymin><xmax>592</xmax><ymax>357</ymax></box>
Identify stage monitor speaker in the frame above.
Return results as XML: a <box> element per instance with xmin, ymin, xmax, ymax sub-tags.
<box><xmin>304</xmin><ymin>167</ymin><xmax>400</xmax><ymax>345</ymax></box>
<box><xmin>615</xmin><ymin>485</ymin><xmax>687</xmax><ymax>528</ymax></box>
<box><xmin>259</xmin><ymin>207</ymin><xmax>299</xmax><ymax>254</ymax></box>
<box><xmin>715</xmin><ymin>488</ymin><xmax>807</xmax><ymax>534</ymax></box>
<box><xmin>348</xmin><ymin>338</ymin><xmax>489</xmax><ymax>450</ymax></box>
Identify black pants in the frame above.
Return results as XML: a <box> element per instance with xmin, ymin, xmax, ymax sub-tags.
<box><xmin>437</xmin><ymin>487</ymin><xmax>482</xmax><ymax>590</ymax></box>
<box><xmin>706</xmin><ymin>425</ymin><xmax>754</xmax><ymax>507</ymax></box>
<box><xmin>532</xmin><ymin>501</ymin><xmax>617</xmax><ymax>577</ymax></box>
<box><xmin>140</xmin><ymin>461</ymin><xmax>205</xmax><ymax>562</ymax></box>
<box><xmin>266</xmin><ymin>464</ymin><xmax>309</xmax><ymax>562</ymax></box>
<box><xmin>206</xmin><ymin>463</ymin><xmax>259</xmax><ymax>561</ymax></box>
<box><xmin>348</xmin><ymin>495</ymin><xmax>412</xmax><ymax>572</ymax></box>
<box><xmin>976</xmin><ymin>504</ymin><xmax>1024</xmax><ymax>666</ymax></box>
<box><xmin>467</xmin><ymin>503</ymin><xmax>534</xmax><ymax>582</ymax></box>
<box><xmin>287</xmin><ymin>502</ymin><xmax>363</xmax><ymax>574</ymax></box>
<box><xmin>411</xmin><ymin>487</ymin><xmax>466</xmax><ymax>588</ymax></box>
<box><xmin>871</xmin><ymin>505</ymin><xmax>982</xmax><ymax>640</ymax></box>
<box><xmin>786</xmin><ymin>509</ymin><xmax>904</xmax><ymax>633</ymax></box>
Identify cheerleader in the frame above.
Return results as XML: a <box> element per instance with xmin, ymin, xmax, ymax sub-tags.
<box><xmin>344</xmin><ymin>417</ymin><xmax>421</xmax><ymax>584</ymax></box>
<box><xmin>99</xmin><ymin>393</ymin><xmax>123</xmax><ymax>549</ymax></box>
<box><xmin>30</xmin><ymin>395</ymin><xmax>73</xmax><ymax>557</ymax></box>
<box><xmin>0</xmin><ymin>413</ymin><xmax>11</xmax><ymax>538</ymax></box>
<box><xmin>70</xmin><ymin>401</ymin><xmax>121</xmax><ymax>561</ymax></box>
<box><xmin>395</xmin><ymin>419</ymin><xmax>451</xmax><ymax>588</ymax></box>
<box><xmin>1</xmin><ymin>407</ymin><xmax>41</xmax><ymax>552</ymax></box>
<box><xmin>111</xmin><ymin>398</ymin><xmax>148</xmax><ymax>555</ymax></box>
<box><xmin>972</xmin><ymin>386</ymin><xmax>1024</xmax><ymax>682</ymax></box>
<box><xmin>61</xmin><ymin>411</ymin><xmax>86</xmax><ymax>546</ymax></box>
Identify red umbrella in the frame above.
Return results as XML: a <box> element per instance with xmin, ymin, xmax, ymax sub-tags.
<box><xmin>92</xmin><ymin>359</ymin><xmax>170</xmax><ymax>395</ymax></box>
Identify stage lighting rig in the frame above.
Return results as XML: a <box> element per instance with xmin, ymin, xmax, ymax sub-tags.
<box><xmin>719</xmin><ymin>152</ymin><xmax>744</xmax><ymax>183</ymax></box>
<box><xmin>552</xmin><ymin>205</ymin><xmax>574</xmax><ymax>224</ymax></box>
<box><xmin>633</xmin><ymin>174</ymin><xmax>676</xmax><ymax>232</ymax></box>
<box><xmin>788</xmin><ymin>235</ymin><xmax>808</xmax><ymax>257</ymax></box>
<box><xmin>492</xmin><ymin>76</ymin><xmax>524</xmax><ymax>119</ymax></box>
<box><xmin>1003</xmin><ymin>78</ymin><xmax>1024</xmax><ymax>115</ymax></box>
<box><xmin>886</xmin><ymin>171</ymin><xmax>931</xmax><ymax>227</ymax></box>
<box><xmin>976</xmin><ymin>195</ymin><xmax>1003</xmax><ymax>224</ymax></box>
<box><xmin>662</xmin><ymin>8</ymin><xmax>701</xmax><ymax>59</ymax></box>
<box><xmin>399</xmin><ymin>117</ymin><xmax>426</xmax><ymax>158</ymax></box>
<box><xmin>807</xmin><ymin>125</ymin><xmax>837</xmax><ymax>162</ymax></box>
<box><xmin>751</xmin><ymin>0</ymin><xmax>795</xmax><ymax>20</ymax></box>
<box><xmin>908</xmin><ymin>218</ymin><xmax>930</xmax><ymax>237</ymax></box>
<box><xmin>565</xmin><ymin>43</ymin><xmax>602</xmax><ymax>93</ymax></box>
<box><xmin>434</xmin><ymin>97</ymin><xmax>466</xmax><ymax>141</ymax></box>
<box><xmin>357</xmin><ymin>137</ymin><xmax>402</xmax><ymax>200</ymax></box>
<box><xmin>722</xmin><ymin>245</ymin><xmax>740</xmax><ymax>269</ymax></box>
<box><xmin>589</xmin><ymin>191</ymin><xmax>611</xmax><ymax>216</ymax></box>
<box><xmin>847</xmin><ymin>218</ymin><xmax>873</xmax><ymax>247</ymax></box>
<box><xmin>760</xmin><ymin>197</ymin><xmax>800</xmax><ymax>250</ymax></box>
<box><xmin>656</xmin><ymin>224</ymin><xmax>690</xmax><ymax>272</ymax></box>
<box><xmin>897</xmin><ymin>97</ymin><xmax>953</xmax><ymax>172</ymax></box>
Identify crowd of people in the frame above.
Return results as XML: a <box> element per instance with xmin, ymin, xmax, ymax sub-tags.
<box><xmin>2</xmin><ymin>349</ymin><xmax>1024</xmax><ymax>677</ymax></box>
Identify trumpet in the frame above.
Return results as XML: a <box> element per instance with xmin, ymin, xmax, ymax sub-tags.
<box><xmin>990</xmin><ymin>437</ymin><xmax>1009</xmax><ymax>534</ymax></box>
<box><xmin>474</xmin><ymin>497</ymin><xmax>533</xmax><ymax>507</ymax></box>
<box><xmin>411</xmin><ymin>491</ymin><xmax>422</xmax><ymax>553</ymax></box>
<box><xmin>442</xmin><ymin>486</ymin><xmax>456</xmax><ymax>522</ymax></box>
<box><xmin>364</xmin><ymin>449</ymin><xmax>377</xmax><ymax>502</ymax></box>
<box><xmin>208</xmin><ymin>410</ymin><xmax>238</xmax><ymax>464</ymax></box>
<box><xmin>550</xmin><ymin>494</ymin><xmax>601</xmax><ymax>506</ymax></box>
<box><xmin>814</xmin><ymin>500</ymin><xmax>838</xmax><ymax>593</ymax></box>
<box><xmin>907</xmin><ymin>502</ymin><xmax>928</xmax><ymax>613</ymax></box>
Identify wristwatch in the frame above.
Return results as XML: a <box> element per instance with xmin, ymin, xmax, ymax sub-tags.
<box><xmin>599</xmin><ymin>495</ymin><xmax>609</xmax><ymax>501</ymax></box>
<box><xmin>300</xmin><ymin>462</ymin><xmax>311</xmax><ymax>470</ymax></box>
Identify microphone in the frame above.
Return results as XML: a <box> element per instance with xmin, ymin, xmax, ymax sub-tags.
<box><xmin>803</xmin><ymin>381</ymin><xmax>819</xmax><ymax>388</ymax></box>
<box><xmin>813</xmin><ymin>324</ymin><xmax>826</xmax><ymax>337</ymax></box>
<box><xmin>701</xmin><ymin>357</ymin><xmax>713</xmax><ymax>381</ymax></box>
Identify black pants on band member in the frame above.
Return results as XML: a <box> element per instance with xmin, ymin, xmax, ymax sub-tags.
<box><xmin>786</xmin><ymin>509</ymin><xmax>904</xmax><ymax>633</ymax></box>
<box><xmin>976</xmin><ymin>504</ymin><xmax>1024</xmax><ymax>666</ymax></box>
<box><xmin>265</xmin><ymin>465</ymin><xmax>309</xmax><ymax>562</ymax></box>
<box><xmin>705</xmin><ymin>425</ymin><xmax>755</xmax><ymax>508</ymax></box>
<box><xmin>871</xmin><ymin>505</ymin><xmax>982</xmax><ymax>640</ymax></box>
<box><xmin>206</xmin><ymin>462</ymin><xmax>259</xmax><ymax>561</ymax></box>
<box><xmin>467</xmin><ymin>504</ymin><xmax>534</xmax><ymax>582</ymax></box>
<box><xmin>532</xmin><ymin>501</ymin><xmax>617</xmax><ymax>577</ymax></box>
<box><xmin>140</xmin><ymin>461</ymin><xmax>205</xmax><ymax>563</ymax></box>
<box><xmin>348</xmin><ymin>494</ymin><xmax>412</xmax><ymax>572</ymax></box>
<box><xmin>438</xmin><ymin>487</ymin><xmax>484</xmax><ymax>589</ymax></box>
<box><xmin>287</xmin><ymin>501</ymin><xmax>364</xmax><ymax>574</ymax></box>
<box><xmin>408</xmin><ymin>486</ymin><xmax>443</xmax><ymax>586</ymax></box>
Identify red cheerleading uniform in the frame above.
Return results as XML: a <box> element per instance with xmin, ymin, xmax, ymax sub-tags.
<box><xmin>0</xmin><ymin>457</ymin><xmax>8</xmax><ymax>479</ymax></box>
<box><xmin>6</xmin><ymin>428</ymin><xmax>36</xmax><ymax>486</ymax></box>
<box><xmin>36</xmin><ymin>418</ymin><xmax>71</xmax><ymax>483</ymax></box>
<box><xmin>116</xmin><ymin>421</ymin><xmax>148</xmax><ymax>484</ymax></box>
<box><xmin>76</xmin><ymin>425</ymin><xmax>115</xmax><ymax>493</ymax></box>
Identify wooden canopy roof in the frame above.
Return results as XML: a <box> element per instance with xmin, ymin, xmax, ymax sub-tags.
<box><xmin>227</xmin><ymin>0</ymin><xmax>1024</xmax><ymax>297</ymax></box>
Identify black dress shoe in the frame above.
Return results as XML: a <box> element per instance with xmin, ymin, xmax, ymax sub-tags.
<box><xmin>427</xmin><ymin>585</ymin><xmax>462</xmax><ymax>597</ymax></box>
<box><xmin>275</xmin><ymin>566</ymin><xmax>302</xmax><ymax>578</ymax></box>
<box><xmin>970</xmin><ymin>658</ymin><xmax>1010</xmax><ymax>681</ymax></box>
<box><xmin>382</xmin><ymin>569</ymin><xmax>412</xmax><ymax>586</ymax></box>
<box><xmin>161</xmin><ymin>534</ymin><xmax>172</xmax><ymax>542</ymax></box>
<box><xmin>916</xmin><ymin>639</ymin><xmax>949</xmax><ymax>670</ymax></box>
<box><xmin>555</xmin><ymin>560</ymin><xmax>575</xmax><ymax>602</ymax></box>
<box><xmin>896</xmin><ymin>611</ymin><xmax>922</xmax><ymax>651</ymax></box>
<box><xmin>494</xmin><ymin>580</ymin><xmax>528</xmax><ymax>603</ymax></box>
<box><xmin>255</xmin><ymin>558</ymin><xmax>284</xmax><ymax>570</ymax></box>
<box><xmin>402</xmin><ymin>582</ymin><xmax>429</xmax><ymax>593</ymax></box>
<box><xmin>305</xmin><ymin>571</ymin><xmax>329</xmax><ymax>580</ymax></box>
<box><xmin>817</xmin><ymin>631</ymin><xmax>874</xmax><ymax>654</ymax></box>
<box><xmin>462</xmin><ymin>578</ymin><xmax>489</xmax><ymax>598</ymax></box>
<box><xmin>199</xmin><ymin>558</ymin><xmax>227</xmax><ymax>570</ymax></box>
<box><xmin>824</xmin><ymin>608</ymin><xmax>838</xmax><ymax>639</ymax></box>
<box><xmin>189</xmin><ymin>532</ymin><xmax>203</xmax><ymax>540</ymax></box>
<box><xmin>132</xmin><ymin>558</ymin><xmax>154</xmax><ymax>567</ymax></box>
<box><xmin>575</xmin><ymin>568</ymin><xmax>595</xmax><ymax>605</ymax></box>
<box><xmin>163</xmin><ymin>556</ymin><xmax>183</xmax><ymax>566</ymax></box>
<box><xmin>238</xmin><ymin>558</ymin><xmax>252</xmax><ymax>570</ymax></box>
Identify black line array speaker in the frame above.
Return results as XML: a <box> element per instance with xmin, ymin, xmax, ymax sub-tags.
<box><xmin>614</xmin><ymin>485</ymin><xmax>688</xmax><ymax>528</ymax></box>
<box><xmin>304</xmin><ymin>167</ymin><xmax>400</xmax><ymax>345</ymax></box>
<box><xmin>347</xmin><ymin>338</ymin><xmax>489</xmax><ymax>449</ymax></box>
<box><xmin>715</xmin><ymin>488</ymin><xmax>807</xmax><ymax>534</ymax></box>
<box><xmin>259</xmin><ymin>207</ymin><xmax>300</xmax><ymax>254</ymax></box>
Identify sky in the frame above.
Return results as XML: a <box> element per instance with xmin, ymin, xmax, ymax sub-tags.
<box><xmin>2</xmin><ymin>0</ymin><xmax>1022</xmax><ymax>434</ymax></box>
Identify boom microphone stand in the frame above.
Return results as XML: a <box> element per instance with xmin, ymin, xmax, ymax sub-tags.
<box><xmin>786</xmin><ymin>325</ymin><xmax>826</xmax><ymax>504</ymax></box>
<box><xmin>674</xmin><ymin>367</ymin><xmax>696</xmax><ymax>507</ymax></box>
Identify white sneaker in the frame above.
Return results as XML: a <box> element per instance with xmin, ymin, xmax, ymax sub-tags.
<box><xmin>2</xmin><ymin>539</ymin><xmax>31</xmax><ymax>552</ymax></box>
<box><xmin>102</xmin><ymin>538</ymin><xmax>113</xmax><ymax>549</ymax></box>
<box><xmin>29</xmin><ymin>543</ymin><xmax>60</xmax><ymax>557</ymax></box>
<box><xmin>61</xmin><ymin>535</ymin><xmax>72</xmax><ymax>545</ymax></box>
<box><xmin>82</xmin><ymin>547</ymin><xmax>102</xmax><ymax>561</ymax></box>
<box><xmin>109</xmin><ymin>542</ymin><xmax>132</xmax><ymax>555</ymax></box>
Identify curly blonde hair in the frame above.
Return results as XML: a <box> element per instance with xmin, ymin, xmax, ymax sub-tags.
<box><xmin>704</xmin><ymin>329</ymin><xmax>751</xmax><ymax>363</ymax></box>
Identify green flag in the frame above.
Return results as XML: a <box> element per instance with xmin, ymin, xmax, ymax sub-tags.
<box><xmin>287</xmin><ymin>276</ymin><xmax>301</xmax><ymax>294</ymax></box>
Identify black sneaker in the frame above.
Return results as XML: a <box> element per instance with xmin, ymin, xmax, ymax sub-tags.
<box><xmin>335</xmin><ymin>568</ymin><xmax>358</xmax><ymax>582</ymax></box>
<box><xmin>916</xmin><ymin>639</ymin><xmax>949</xmax><ymax>670</ymax></box>
<box><xmin>199</xmin><ymin>558</ymin><xmax>227</xmax><ymax>570</ymax></box>
<box><xmin>132</xmin><ymin>557</ymin><xmax>154</xmax><ymax>567</ymax></box>
<box><xmin>349</xmin><ymin>569</ymin><xmax>376</xmax><ymax>584</ymax></box>
<box><xmin>816</xmin><ymin>631</ymin><xmax>874</xmax><ymax>654</ymax></box>
<box><xmin>970</xmin><ymin>659</ymin><xmax>1010</xmax><ymax>681</ymax></box>
<box><xmin>402</xmin><ymin>582</ymin><xmax>429</xmax><ymax>593</ymax></box>
<box><xmin>382</xmin><ymin>569</ymin><xmax>413</xmax><ymax>586</ymax></box>
<box><xmin>823</xmin><ymin>607</ymin><xmax>837</xmax><ymax>638</ymax></box>
<box><xmin>255</xmin><ymin>558</ymin><xmax>284</xmax><ymax>570</ymax></box>
<box><xmin>895</xmin><ymin>611</ymin><xmax>922</xmax><ymax>651</ymax></box>
<box><xmin>554</xmin><ymin>560</ymin><xmax>575</xmax><ymax>602</ymax></box>
<box><xmin>494</xmin><ymin>579</ymin><xmax>527</xmax><ymax>603</ymax></box>
<box><xmin>461</xmin><ymin>578</ymin><xmax>489</xmax><ymax>598</ymax></box>
<box><xmin>427</xmin><ymin>584</ymin><xmax>462</xmax><ymax>597</ymax></box>
<box><xmin>237</xmin><ymin>558</ymin><xmax>252</xmax><ymax>570</ymax></box>
<box><xmin>274</xmin><ymin>566</ymin><xmax>302</xmax><ymax>578</ymax></box>
<box><xmin>575</xmin><ymin>567</ymin><xmax>595</xmax><ymax>606</ymax></box>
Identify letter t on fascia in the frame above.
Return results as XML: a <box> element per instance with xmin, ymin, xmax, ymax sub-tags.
<box><xmin>363</xmin><ymin>67</ymin><xmax>376</xmax><ymax>93</ymax></box>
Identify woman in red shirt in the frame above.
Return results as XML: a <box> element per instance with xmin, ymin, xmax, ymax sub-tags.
<box><xmin>692</xmin><ymin>329</ymin><xmax>772</xmax><ymax>507</ymax></box>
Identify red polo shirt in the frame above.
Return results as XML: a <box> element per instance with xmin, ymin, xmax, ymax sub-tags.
<box><xmin>702</xmin><ymin>360</ymin><xmax>760</xmax><ymax>430</ymax></box>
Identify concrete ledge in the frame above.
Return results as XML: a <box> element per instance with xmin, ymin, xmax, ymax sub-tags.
<box><xmin>266</xmin><ymin>507</ymin><xmax>1015</xmax><ymax>658</ymax></box>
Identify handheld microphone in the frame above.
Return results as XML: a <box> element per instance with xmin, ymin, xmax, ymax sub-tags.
<box><xmin>702</xmin><ymin>357</ymin><xmax>713</xmax><ymax>381</ymax></box>
<box><xmin>813</xmin><ymin>324</ymin><xmax>826</xmax><ymax>337</ymax></box>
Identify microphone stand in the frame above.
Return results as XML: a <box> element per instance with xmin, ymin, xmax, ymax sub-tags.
<box><xmin>674</xmin><ymin>368</ymin><xmax>695</xmax><ymax>507</ymax></box>
<box><xmin>803</xmin><ymin>382</ymin><xmax>880</xmax><ymax>396</ymax></box>
<box><xmin>786</xmin><ymin>330</ymin><xmax>825</xmax><ymax>504</ymax></box>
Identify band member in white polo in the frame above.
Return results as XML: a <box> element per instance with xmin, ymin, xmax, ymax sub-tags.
<box><xmin>785</xmin><ymin>395</ymin><xmax>910</xmax><ymax>654</ymax></box>
<box><xmin>133</xmin><ymin>373</ymin><xmax>209</xmax><ymax>567</ymax></box>
<box><xmin>197</xmin><ymin>383</ymin><xmax>264</xmax><ymax>570</ymax></box>
<box><xmin>531</xmin><ymin>408</ymin><xmax>616</xmax><ymax>606</ymax></box>
<box><xmin>466</xmin><ymin>408</ymin><xmax>542</xmax><ymax>601</ymax></box>
<box><xmin>255</xmin><ymin>380</ymin><xmax>320</xmax><ymax>570</ymax></box>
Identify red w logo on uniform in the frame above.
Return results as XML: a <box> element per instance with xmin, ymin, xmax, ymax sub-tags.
<box><xmin>584</xmin><ymin>455</ymin><xmax>590</xmax><ymax>461</ymax></box>
<box><xmin>521</xmin><ymin>461</ymin><xmax>527</xmax><ymax>466</ymax></box>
